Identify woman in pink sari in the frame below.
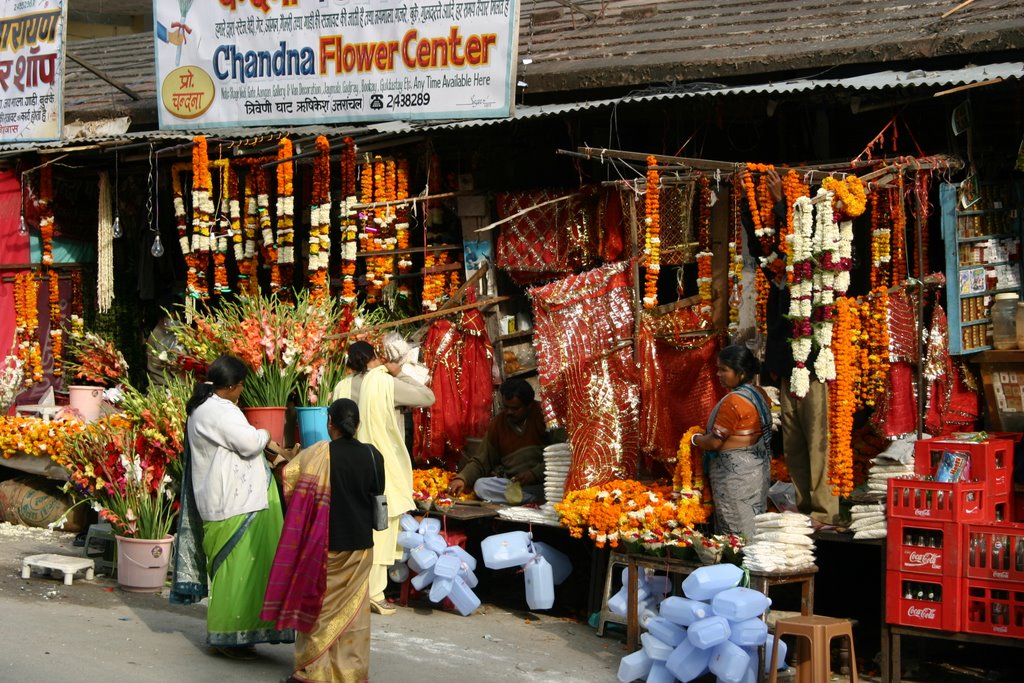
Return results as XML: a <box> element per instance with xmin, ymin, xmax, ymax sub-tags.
<box><xmin>262</xmin><ymin>398</ymin><xmax>385</xmax><ymax>683</ymax></box>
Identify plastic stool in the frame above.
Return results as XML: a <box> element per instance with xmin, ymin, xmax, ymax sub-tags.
<box><xmin>769</xmin><ymin>615</ymin><xmax>858</xmax><ymax>683</ymax></box>
<box><xmin>596</xmin><ymin>551</ymin><xmax>629</xmax><ymax>636</ymax></box>
<box><xmin>400</xmin><ymin>529</ymin><xmax>467</xmax><ymax>608</ymax></box>
<box><xmin>83</xmin><ymin>522</ymin><xmax>116</xmax><ymax>576</ymax></box>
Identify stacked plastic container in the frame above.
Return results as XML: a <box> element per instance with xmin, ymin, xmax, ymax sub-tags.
<box><xmin>480</xmin><ymin>531</ymin><xmax>572</xmax><ymax>610</ymax></box>
<box><xmin>394</xmin><ymin>514</ymin><xmax>481</xmax><ymax>616</ymax></box>
<box><xmin>885</xmin><ymin>436</ymin><xmax>1020</xmax><ymax>636</ymax></box>
<box><xmin>617</xmin><ymin>563</ymin><xmax>782</xmax><ymax>683</ymax></box>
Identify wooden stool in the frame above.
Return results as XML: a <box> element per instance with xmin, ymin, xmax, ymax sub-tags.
<box><xmin>595</xmin><ymin>551</ymin><xmax>629</xmax><ymax>636</ymax></box>
<box><xmin>769</xmin><ymin>615</ymin><xmax>858</xmax><ymax>683</ymax></box>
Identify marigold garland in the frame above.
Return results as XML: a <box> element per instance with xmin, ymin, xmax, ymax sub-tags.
<box><xmin>189</xmin><ymin>136</ymin><xmax>212</xmax><ymax>301</ymax></box>
<box><xmin>744</xmin><ymin>163</ymin><xmax>776</xmax><ymax>260</ymax></box>
<box><xmin>212</xmin><ymin>159</ymin><xmax>231</xmax><ymax>295</ymax></box>
<box><xmin>889</xmin><ymin>180</ymin><xmax>908</xmax><ymax>286</ymax></box>
<box><xmin>728</xmin><ymin>178</ymin><xmax>744</xmax><ymax>333</ymax></box>
<box><xmin>674</xmin><ymin>426</ymin><xmax>702</xmax><ymax>491</ymax></box>
<box><xmin>821</xmin><ymin>175</ymin><xmax>867</xmax><ymax>220</ymax></box>
<box><xmin>869</xmin><ymin>190</ymin><xmax>891</xmax><ymax>288</ymax></box>
<box><xmin>643</xmin><ymin>155</ymin><xmax>660</xmax><ymax>308</ymax></box>
<box><xmin>14</xmin><ymin>272</ymin><xmax>42</xmax><ymax>386</ymax></box>
<box><xmin>38</xmin><ymin>166</ymin><xmax>61</xmax><ymax>376</ymax></box>
<box><xmin>38</xmin><ymin>166</ymin><xmax>54</xmax><ymax>267</ymax></box>
<box><xmin>275</xmin><ymin>137</ymin><xmax>295</xmax><ymax>289</ymax></box>
<box><xmin>695</xmin><ymin>174</ymin><xmax>713</xmax><ymax>316</ymax></box>
<box><xmin>828</xmin><ymin>296</ymin><xmax>856</xmax><ymax>497</ymax></box>
<box><xmin>339</xmin><ymin>138</ymin><xmax>359</xmax><ymax>303</ymax></box>
<box><xmin>865</xmin><ymin>287</ymin><xmax>890</xmax><ymax>407</ymax></box>
<box><xmin>308</xmin><ymin>135</ymin><xmax>332</xmax><ymax>302</ymax></box>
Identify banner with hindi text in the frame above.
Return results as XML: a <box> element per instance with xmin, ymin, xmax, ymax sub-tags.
<box><xmin>154</xmin><ymin>0</ymin><xmax>520</xmax><ymax>129</ymax></box>
<box><xmin>0</xmin><ymin>0</ymin><xmax>65</xmax><ymax>142</ymax></box>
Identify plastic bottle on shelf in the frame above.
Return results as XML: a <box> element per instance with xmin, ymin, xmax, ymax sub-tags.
<box><xmin>991</xmin><ymin>293</ymin><xmax>1019</xmax><ymax>349</ymax></box>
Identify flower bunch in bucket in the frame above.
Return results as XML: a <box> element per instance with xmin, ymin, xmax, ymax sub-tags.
<box><xmin>62</xmin><ymin>316</ymin><xmax>129</xmax><ymax>388</ymax></box>
<box><xmin>55</xmin><ymin>415</ymin><xmax>179</xmax><ymax>539</ymax></box>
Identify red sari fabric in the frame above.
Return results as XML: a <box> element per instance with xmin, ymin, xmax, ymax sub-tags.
<box><xmin>639</xmin><ymin>324</ymin><xmax>724</xmax><ymax>464</ymax></box>
<box><xmin>413</xmin><ymin>309</ymin><xmax>494</xmax><ymax>469</ymax></box>
<box><xmin>530</xmin><ymin>263</ymin><xmax>639</xmax><ymax>490</ymax></box>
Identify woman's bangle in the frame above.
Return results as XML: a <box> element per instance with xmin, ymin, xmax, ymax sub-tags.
<box><xmin>690</xmin><ymin>433</ymin><xmax>700</xmax><ymax>447</ymax></box>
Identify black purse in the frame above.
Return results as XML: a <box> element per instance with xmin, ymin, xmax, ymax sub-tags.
<box><xmin>367</xmin><ymin>447</ymin><xmax>388</xmax><ymax>531</ymax></box>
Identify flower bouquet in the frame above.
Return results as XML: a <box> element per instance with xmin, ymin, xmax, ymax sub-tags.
<box><xmin>0</xmin><ymin>353</ymin><xmax>23</xmax><ymax>414</ymax></box>
<box><xmin>62</xmin><ymin>317</ymin><xmax>129</xmax><ymax>388</ymax></box>
<box><xmin>56</xmin><ymin>415</ymin><xmax>179</xmax><ymax>539</ymax></box>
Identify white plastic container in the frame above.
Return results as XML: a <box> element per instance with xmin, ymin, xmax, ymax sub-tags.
<box><xmin>617</xmin><ymin>649</ymin><xmax>653</xmax><ymax>683</ymax></box>
<box><xmin>480</xmin><ymin>530</ymin><xmax>534</xmax><ymax>569</ymax></box>
<box><xmin>398</xmin><ymin>530</ymin><xmax>424</xmax><ymax>549</ymax></box>
<box><xmin>446</xmin><ymin>544</ymin><xmax>477</xmax><ymax>571</ymax></box>
<box><xmin>418</xmin><ymin>517</ymin><xmax>442</xmax><ymax>536</ymax></box>
<box><xmin>640</xmin><ymin>632</ymin><xmax>674</xmax><ymax>661</ymax></box>
<box><xmin>425</xmin><ymin>533</ymin><xmax>449</xmax><ymax>555</ymax></box>
<box><xmin>645</xmin><ymin>661</ymin><xmax>674</xmax><ymax>683</ymax></box>
<box><xmin>993</xmin><ymin>292</ymin><xmax>1019</xmax><ymax>350</ymax></box>
<box><xmin>399</xmin><ymin>514</ymin><xmax>420</xmax><ymax>532</ymax></box>
<box><xmin>708</xmin><ymin>640</ymin><xmax>750</xmax><ymax>683</ymax></box>
<box><xmin>765</xmin><ymin>633</ymin><xmax>788</xmax><ymax>670</ymax></box>
<box><xmin>448</xmin><ymin>575</ymin><xmax>481</xmax><ymax>617</ymax></box>
<box><xmin>711</xmin><ymin>587</ymin><xmax>772</xmax><ymax>621</ymax></box>
<box><xmin>639</xmin><ymin>607</ymin><xmax>659</xmax><ymax>629</ymax></box>
<box><xmin>532</xmin><ymin>540</ymin><xmax>572</xmax><ymax>585</ymax></box>
<box><xmin>607</xmin><ymin>587</ymin><xmax>629</xmax><ymax>617</ymax></box>
<box><xmin>727</xmin><ymin>617</ymin><xmax>768</xmax><ymax>647</ymax></box>
<box><xmin>429</xmin><ymin>576</ymin><xmax>453</xmax><ymax>603</ymax></box>
<box><xmin>460</xmin><ymin>566</ymin><xmax>479</xmax><ymax>588</ymax></box>
<box><xmin>407</xmin><ymin>545</ymin><xmax>438</xmax><ymax>573</ymax></box>
<box><xmin>524</xmin><ymin>556</ymin><xmax>555</xmax><ymax>610</ymax></box>
<box><xmin>387</xmin><ymin>562</ymin><xmax>410</xmax><ymax>583</ymax></box>
<box><xmin>410</xmin><ymin>566</ymin><xmax>435</xmax><ymax>591</ymax></box>
<box><xmin>686</xmin><ymin>615</ymin><xmax>732</xmax><ymax>650</ymax></box>
<box><xmin>681</xmin><ymin>563</ymin><xmax>743</xmax><ymax>601</ymax></box>
<box><xmin>665</xmin><ymin>638</ymin><xmax>711</xmax><ymax>682</ymax></box>
<box><xmin>659</xmin><ymin>596</ymin><xmax>708</xmax><ymax>626</ymax></box>
<box><xmin>646</xmin><ymin>616</ymin><xmax>687</xmax><ymax>647</ymax></box>
<box><xmin>433</xmin><ymin>553</ymin><xmax>462</xmax><ymax>580</ymax></box>
<box><xmin>645</xmin><ymin>573</ymin><xmax>673</xmax><ymax>597</ymax></box>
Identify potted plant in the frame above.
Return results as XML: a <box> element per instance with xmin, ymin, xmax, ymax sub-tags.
<box><xmin>56</xmin><ymin>416</ymin><xmax>180</xmax><ymax>592</ymax></box>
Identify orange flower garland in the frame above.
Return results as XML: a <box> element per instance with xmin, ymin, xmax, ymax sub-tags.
<box><xmin>866</xmin><ymin>286</ymin><xmax>890</xmax><ymax>407</ymax></box>
<box><xmin>728</xmin><ymin>179</ymin><xmax>743</xmax><ymax>332</ymax></box>
<box><xmin>275</xmin><ymin>137</ymin><xmax>295</xmax><ymax>292</ymax></box>
<box><xmin>869</xmin><ymin>190</ymin><xmax>890</xmax><ymax>288</ymax></box>
<box><xmin>674</xmin><ymin>426</ymin><xmax>702</xmax><ymax>491</ymax></box>
<box><xmin>38</xmin><ymin>167</ymin><xmax>61</xmax><ymax>376</ymax></box>
<box><xmin>780</xmin><ymin>170</ymin><xmax>809</xmax><ymax>277</ymax></box>
<box><xmin>696</xmin><ymin>174</ymin><xmax>713</xmax><ymax>315</ymax></box>
<box><xmin>821</xmin><ymin>175</ymin><xmax>867</xmax><ymax>220</ymax></box>
<box><xmin>212</xmin><ymin>159</ymin><xmax>231</xmax><ymax>295</ymax></box>
<box><xmin>308</xmin><ymin>135</ymin><xmax>331</xmax><ymax>302</ymax></box>
<box><xmin>49</xmin><ymin>272</ymin><xmax>61</xmax><ymax>377</ymax></box>
<box><xmin>643</xmin><ymin>155</ymin><xmax>660</xmax><ymax>308</ymax></box>
<box><xmin>38</xmin><ymin>167</ymin><xmax>53</xmax><ymax>267</ymax></box>
<box><xmin>238</xmin><ymin>160</ymin><xmax>259</xmax><ymax>296</ymax></box>
<box><xmin>255</xmin><ymin>160</ymin><xmax>278</xmax><ymax>295</ymax></box>
<box><xmin>14</xmin><ymin>271</ymin><xmax>42</xmax><ymax>386</ymax></box>
<box><xmin>889</xmin><ymin>180</ymin><xmax>908</xmax><ymax>286</ymax></box>
<box><xmin>339</xmin><ymin>139</ymin><xmax>359</xmax><ymax>303</ymax></box>
<box><xmin>744</xmin><ymin>162</ymin><xmax>776</xmax><ymax>257</ymax></box>
<box><xmin>828</xmin><ymin>297</ymin><xmax>857</xmax><ymax>497</ymax></box>
<box><xmin>190</xmin><ymin>136</ymin><xmax>212</xmax><ymax>301</ymax></box>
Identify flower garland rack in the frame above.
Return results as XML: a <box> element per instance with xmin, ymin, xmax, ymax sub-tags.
<box><xmin>324</xmin><ymin>295</ymin><xmax>510</xmax><ymax>341</ymax></box>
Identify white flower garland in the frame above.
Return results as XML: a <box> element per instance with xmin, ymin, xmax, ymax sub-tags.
<box><xmin>97</xmin><ymin>173</ymin><xmax>114</xmax><ymax>313</ymax></box>
<box><xmin>788</xmin><ymin>196</ymin><xmax>815</xmax><ymax>397</ymax></box>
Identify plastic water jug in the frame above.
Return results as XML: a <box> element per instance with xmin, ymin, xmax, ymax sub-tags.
<box><xmin>460</xmin><ymin>566</ymin><xmax>479</xmax><ymax>588</ymax></box>
<box><xmin>645</xmin><ymin>661</ymin><xmax>674</xmax><ymax>683</ymax></box>
<box><xmin>728</xmin><ymin>617</ymin><xmax>768</xmax><ymax>647</ymax></box>
<box><xmin>682</xmin><ymin>563</ymin><xmax>743</xmax><ymax>601</ymax></box>
<box><xmin>387</xmin><ymin>562</ymin><xmax>410</xmax><ymax>583</ymax></box>
<box><xmin>480</xmin><ymin>530</ymin><xmax>534</xmax><ymax>569</ymax></box>
<box><xmin>640</xmin><ymin>632</ymin><xmax>673</xmax><ymax>661</ymax></box>
<box><xmin>659</xmin><ymin>596</ymin><xmax>708</xmax><ymax>626</ymax></box>
<box><xmin>686</xmin><ymin>615</ymin><xmax>731</xmax><ymax>650</ymax></box>
<box><xmin>448</xmin><ymin>575</ymin><xmax>480</xmax><ymax>616</ymax></box>
<box><xmin>711</xmin><ymin>587</ymin><xmax>771</xmax><ymax>621</ymax></box>
<box><xmin>398</xmin><ymin>531</ymin><xmax>423</xmax><ymax>549</ymax></box>
<box><xmin>407</xmin><ymin>545</ymin><xmax>438</xmax><ymax>573</ymax></box>
<box><xmin>617</xmin><ymin>649</ymin><xmax>653</xmax><ymax>683</ymax></box>
<box><xmin>425</xmin><ymin>533</ymin><xmax>448</xmax><ymax>555</ymax></box>
<box><xmin>418</xmin><ymin>517</ymin><xmax>442</xmax><ymax>536</ymax></box>
<box><xmin>765</xmin><ymin>634</ymin><xmax>788</xmax><ymax>670</ymax></box>
<box><xmin>410</xmin><ymin>566</ymin><xmax>435</xmax><ymax>591</ymax></box>
<box><xmin>607</xmin><ymin>587</ymin><xmax>629</xmax><ymax>617</ymax></box>
<box><xmin>433</xmin><ymin>553</ymin><xmax>462</xmax><ymax>580</ymax></box>
<box><xmin>524</xmin><ymin>556</ymin><xmax>555</xmax><ymax>610</ymax></box>
<box><xmin>738</xmin><ymin>654</ymin><xmax>758</xmax><ymax>683</ymax></box>
<box><xmin>446</xmin><ymin>544</ymin><xmax>477</xmax><ymax>571</ymax></box>
<box><xmin>429</xmin><ymin>576</ymin><xmax>453</xmax><ymax>603</ymax></box>
<box><xmin>399</xmin><ymin>514</ymin><xmax>420</xmax><ymax>532</ymax></box>
<box><xmin>708</xmin><ymin>640</ymin><xmax>750</xmax><ymax>683</ymax></box>
<box><xmin>532</xmin><ymin>540</ymin><xmax>572</xmax><ymax>585</ymax></box>
<box><xmin>646</xmin><ymin>617</ymin><xmax>687</xmax><ymax>647</ymax></box>
<box><xmin>646</xmin><ymin>574</ymin><xmax>673</xmax><ymax>598</ymax></box>
<box><xmin>639</xmin><ymin>607</ymin><xmax>659</xmax><ymax>629</ymax></box>
<box><xmin>665</xmin><ymin>638</ymin><xmax>711</xmax><ymax>682</ymax></box>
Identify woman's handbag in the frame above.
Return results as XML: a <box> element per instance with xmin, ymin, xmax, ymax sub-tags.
<box><xmin>367</xmin><ymin>447</ymin><xmax>388</xmax><ymax>531</ymax></box>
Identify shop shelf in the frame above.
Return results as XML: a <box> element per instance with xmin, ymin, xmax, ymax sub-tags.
<box><xmin>913</xmin><ymin>438</ymin><xmax>1013</xmax><ymax>498</ymax></box>
<box><xmin>885</xmin><ymin>571</ymin><xmax>961</xmax><ymax>632</ymax></box>
<box><xmin>887</xmin><ymin>478</ymin><xmax>988</xmax><ymax>523</ymax></box>
<box><xmin>963</xmin><ymin>522</ymin><xmax>1024</xmax><ymax>583</ymax></box>
<box><xmin>887</xmin><ymin>519</ymin><xmax>961</xmax><ymax>577</ymax></box>
<box><xmin>961</xmin><ymin>577</ymin><xmax>1024</xmax><ymax>638</ymax></box>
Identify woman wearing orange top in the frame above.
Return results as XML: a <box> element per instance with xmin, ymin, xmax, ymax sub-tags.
<box><xmin>691</xmin><ymin>345</ymin><xmax>773</xmax><ymax>540</ymax></box>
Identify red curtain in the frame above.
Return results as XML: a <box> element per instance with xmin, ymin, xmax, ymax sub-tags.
<box><xmin>0</xmin><ymin>170</ymin><xmax>30</xmax><ymax>354</ymax></box>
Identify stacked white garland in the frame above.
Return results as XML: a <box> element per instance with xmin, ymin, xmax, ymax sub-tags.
<box><xmin>97</xmin><ymin>173</ymin><xmax>114</xmax><ymax>313</ymax></box>
<box><xmin>787</xmin><ymin>196</ymin><xmax>815</xmax><ymax>397</ymax></box>
<box><xmin>276</xmin><ymin>193</ymin><xmax>295</xmax><ymax>265</ymax></box>
<box><xmin>308</xmin><ymin>197</ymin><xmax>331</xmax><ymax>273</ymax></box>
<box><xmin>340</xmin><ymin>195</ymin><xmax>358</xmax><ymax>302</ymax></box>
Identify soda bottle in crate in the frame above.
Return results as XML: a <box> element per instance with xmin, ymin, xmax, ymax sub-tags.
<box><xmin>964</xmin><ymin>522</ymin><xmax>1024</xmax><ymax>582</ymax></box>
<box><xmin>887</xmin><ymin>477</ymin><xmax>987</xmax><ymax>523</ymax></box>
<box><xmin>885</xmin><ymin>570</ymin><xmax>961</xmax><ymax>631</ymax></box>
<box><xmin>888</xmin><ymin>519</ymin><xmax>959</xmax><ymax>576</ymax></box>
<box><xmin>962</xmin><ymin>578</ymin><xmax>1024</xmax><ymax>638</ymax></box>
<box><xmin>914</xmin><ymin>438</ymin><xmax>1013</xmax><ymax>498</ymax></box>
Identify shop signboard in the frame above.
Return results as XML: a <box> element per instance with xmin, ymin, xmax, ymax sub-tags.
<box><xmin>0</xmin><ymin>0</ymin><xmax>66</xmax><ymax>142</ymax></box>
<box><xmin>154</xmin><ymin>0</ymin><xmax>520</xmax><ymax>130</ymax></box>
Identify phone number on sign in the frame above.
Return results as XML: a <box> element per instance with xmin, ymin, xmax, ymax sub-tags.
<box><xmin>387</xmin><ymin>92</ymin><xmax>431</xmax><ymax>108</ymax></box>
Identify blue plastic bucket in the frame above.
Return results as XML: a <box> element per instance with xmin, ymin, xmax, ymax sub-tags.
<box><xmin>295</xmin><ymin>406</ymin><xmax>329</xmax><ymax>446</ymax></box>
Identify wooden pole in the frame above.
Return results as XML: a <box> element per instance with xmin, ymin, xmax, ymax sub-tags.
<box><xmin>326</xmin><ymin>295</ymin><xmax>509</xmax><ymax>341</ymax></box>
<box><xmin>628</xmin><ymin>192</ymin><xmax>642</xmax><ymax>362</ymax></box>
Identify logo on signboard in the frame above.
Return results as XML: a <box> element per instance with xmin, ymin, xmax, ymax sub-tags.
<box><xmin>162</xmin><ymin>67</ymin><xmax>215</xmax><ymax>119</ymax></box>
<box><xmin>906</xmin><ymin>551</ymin><xmax>941</xmax><ymax>569</ymax></box>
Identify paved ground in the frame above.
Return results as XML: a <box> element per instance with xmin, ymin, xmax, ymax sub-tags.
<box><xmin>1</xmin><ymin>522</ymin><xmax>621</xmax><ymax>683</ymax></box>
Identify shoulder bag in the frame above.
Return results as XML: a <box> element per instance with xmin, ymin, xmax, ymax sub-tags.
<box><xmin>367</xmin><ymin>446</ymin><xmax>388</xmax><ymax>531</ymax></box>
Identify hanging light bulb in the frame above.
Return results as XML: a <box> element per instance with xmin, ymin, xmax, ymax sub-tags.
<box><xmin>150</xmin><ymin>233</ymin><xmax>165</xmax><ymax>258</ymax></box>
<box><xmin>18</xmin><ymin>213</ymin><xmax>27</xmax><ymax>235</ymax></box>
<box><xmin>112</xmin><ymin>213</ymin><xmax>123</xmax><ymax>239</ymax></box>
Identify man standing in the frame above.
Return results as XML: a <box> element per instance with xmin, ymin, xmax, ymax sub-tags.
<box><xmin>447</xmin><ymin>379</ymin><xmax>554</xmax><ymax>504</ymax></box>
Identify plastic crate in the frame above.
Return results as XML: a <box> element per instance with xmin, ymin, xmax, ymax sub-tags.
<box><xmin>961</xmin><ymin>578</ymin><xmax>1024</xmax><ymax>638</ymax></box>
<box><xmin>914</xmin><ymin>438</ymin><xmax>1013</xmax><ymax>498</ymax></box>
<box><xmin>887</xmin><ymin>477</ymin><xmax>987</xmax><ymax>523</ymax></box>
<box><xmin>887</xmin><ymin>519</ymin><xmax>961</xmax><ymax>577</ymax></box>
<box><xmin>885</xmin><ymin>570</ymin><xmax>961</xmax><ymax>631</ymax></box>
<box><xmin>963</xmin><ymin>522</ymin><xmax>1024</xmax><ymax>583</ymax></box>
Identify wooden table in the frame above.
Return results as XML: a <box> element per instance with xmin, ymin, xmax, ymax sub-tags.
<box><xmin>889</xmin><ymin>625</ymin><xmax>1024</xmax><ymax>682</ymax></box>
<box><xmin>625</xmin><ymin>553</ymin><xmax>704</xmax><ymax>652</ymax></box>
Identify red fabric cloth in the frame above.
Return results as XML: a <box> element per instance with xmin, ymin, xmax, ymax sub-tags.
<box><xmin>413</xmin><ymin>309</ymin><xmax>494</xmax><ymax>469</ymax></box>
<box><xmin>639</xmin><ymin>326</ymin><xmax>723</xmax><ymax>463</ymax></box>
<box><xmin>872</xmin><ymin>362</ymin><xmax>918</xmax><ymax>437</ymax></box>
<box><xmin>496</xmin><ymin>190</ymin><xmax>575</xmax><ymax>277</ymax></box>
<box><xmin>0</xmin><ymin>170</ymin><xmax>29</xmax><ymax>355</ymax></box>
<box><xmin>599</xmin><ymin>187</ymin><xmax>625</xmax><ymax>262</ymax></box>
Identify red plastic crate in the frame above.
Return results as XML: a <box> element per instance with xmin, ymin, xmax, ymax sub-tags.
<box><xmin>963</xmin><ymin>522</ymin><xmax>1024</xmax><ymax>583</ymax></box>
<box><xmin>885</xmin><ymin>571</ymin><xmax>961</xmax><ymax>631</ymax></box>
<box><xmin>887</xmin><ymin>477</ymin><xmax>987</xmax><ymax>522</ymax></box>
<box><xmin>961</xmin><ymin>578</ymin><xmax>1024</xmax><ymax>638</ymax></box>
<box><xmin>887</xmin><ymin>519</ymin><xmax>961</xmax><ymax>577</ymax></box>
<box><xmin>914</xmin><ymin>438</ymin><xmax>1013</xmax><ymax>498</ymax></box>
<box><xmin>990</xmin><ymin>493</ymin><xmax>1013</xmax><ymax>525</ymax></box>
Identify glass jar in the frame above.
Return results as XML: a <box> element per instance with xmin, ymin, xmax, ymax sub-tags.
<box><xmin>991</xmin><ymin>293</ymin><xmax>1019</xmax><ymax>350</ymax></box>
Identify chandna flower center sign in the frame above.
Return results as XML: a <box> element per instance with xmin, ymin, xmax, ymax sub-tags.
<box><xmin>154</xmin><ymin>0</ymin><xmax>521</xmax><ymax>129</ymax></box>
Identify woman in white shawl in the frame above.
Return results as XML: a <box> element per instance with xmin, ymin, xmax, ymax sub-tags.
<box><xmin>332</xmin><ymin>339</ymin><xmax>434</xmax><ymax>615</ymax></box>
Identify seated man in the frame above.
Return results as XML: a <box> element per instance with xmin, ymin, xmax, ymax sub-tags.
<box><xmin>447</xmin><ymin>378</ymin><xmax>555</xmax><ymax>505</ymax></box>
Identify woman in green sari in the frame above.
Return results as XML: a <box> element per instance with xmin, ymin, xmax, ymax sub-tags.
<box><xmin>170</xmin><ymin>355</ymin><xmax>295</xmax><ymax>658</ymax></box>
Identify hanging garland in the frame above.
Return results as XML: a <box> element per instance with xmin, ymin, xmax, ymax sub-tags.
<box><xmin>39</xmin><ymin>166</ymin><xmax>54</xmax><ymax>267</ymax></box>
<box><xmin>912</xmin><ymin>172</ymin><xmax>931</xmax><ymax>277</ymax></box>
<box><xmin>95</xmin><ymin>170</ymin><xmax>114</xmax><ymax>320</ymax></box>
<box><xmin>821</xmin><ymin>175</ymin><xmax>867</xmax><ymax>220</ymax></box>
<box><xmin>40</xmin><ymin>166</ymin><xmax>63</xmax><ymax>373</ymax></box>
<box><xmin>190</xmin><ymin>136</ymin><xmax>212</xmax><ymax>301</ymax></box>
<box><xmin>695</xmin><ymin>174</ymin><xmax>713</xmax><ymax>316</ymax></box>
<box><xmin>674</xmin><ymin>426</ymin><xmax>703</xmax><ymax>491</ymax></box>
<box><xmin>811</xmin><ymin>186</ymin><xmax>839</xmax><ymax>383</ymax></box>
<box><xmin>212</xmin><ymin>159</ymin><xmax>231</xmax><ymax>295</ymax></box>
<box><xmin>237</xmin><ymin>160</ymin><xmax>259</xmax><ymax>296</ymax></box>
<box><xmin>728</xmin><ymin>178</ymin><xmax>743</xmax><ymax>333</ymax></box>
<box><xmin>889</xmin><ymin>178</ymin><xmax>908</xmax><ymax>286</ymax></box>
<box><xmin>744</xmin><ymin>162</ymin><xmax>776</xmax><ymax>259</ymax></box>
<box><xmin>339</xmin><ymin>138</ymin><xmax>358</xmax><ymax>303</ymax></box>
<box><xmin>14</xmin><ymin>272</ymin><xmax>42</xmax><ymax>386</ymax></box>
<box><xmin>780</xmin><ymin>170</ymin><xmax>810</xmax><ymax>280</ymax></box>
<box><xmin>255</xmin><ymin>157</ymin><xmax>278</xmax><ymax>292</ymax></box>
<box><xmin>643</xmin><ymin>155</ymin><xmax>660</xmax><ymax>308</ymax></box>
<box><xmin>828</xmin><ymin>296</ymin><xmax>856</xmax><ymax>498</ymax></box>
<box><xmin>865</xmin><ymin>286</ymin><xmax>891</xmax><ymax>407</ymax></box>
<box><xmin>422</xmin><ymin>251</ymin><xmax>448</xmax><ymax>311</ymax></box>
<box><xmin>309</xmin><ymin>135</ymin><xmax>332</xmax><ymax>302</ymax></box>
<box><xmin>788</xmin><ymin>196</ymin><xmax>815</xmax><ymax>397</ymax></box>
<box><xmin>275</xmin><ymin>137</ymin><xmax>295</xmax><ymax>295</ymax></box>
<box><xmin>869</xmin><ymin>189</ymin><xmax>891</xmax><ymax>289</ymax></box>
<box><xmin>396</xmin><ymin>158</ymin><xmax>413</xmax><ymax>298</ymax></box>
